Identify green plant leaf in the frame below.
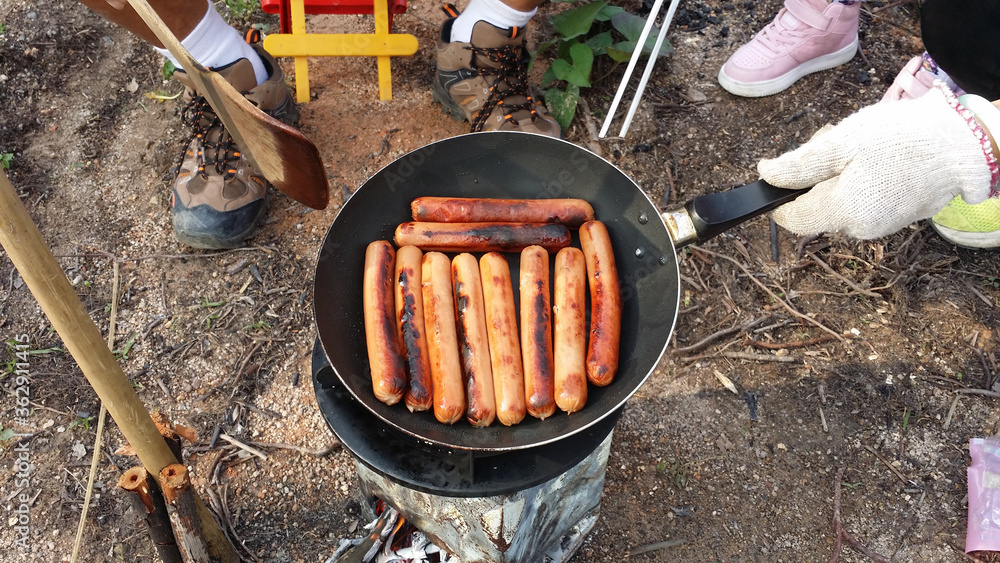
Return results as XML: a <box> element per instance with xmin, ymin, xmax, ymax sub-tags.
<box><xmin>161</xmin><ymin>60</ymin><xmax>176</xmax><ymax>81</ymax></box>
<box><xmin>546</xmin><ymin>84</ymin><xmax>580</xmax><ymax>131</ymax></box>
<box><xmin>611</xmin><ymin>12</ymin><xmax>676</xmax><ymax>58</ymax></box>
<box><xmin>551</xmin><ymin>43</ymin><xmax>594</xmax><ymax>87</ymax></box>
<box><xmin>606</xmin><ymin>45</ymin><xmax>633</xmax><ymax>63</ymax></box>
<box><xmin>595</xmin><ymin>4</ymin><xmax>625</xmax><ymax>22</ymax></box>
<box><xmin>542</xmin><ymin>66</ymin><xmax>557</xmax><ymax>88</ymax></box>
<box><xmin>585</xmin><ymin>30</ymin><xmax>614</xmax><ymax>56</ymax></box>
<box><xmin>0</xmin><ymin>428</ymin><xmax>14</xmax><ymax>441</ymax></box>
<box><xmin>550</xmin><ymin>1</ymin><xmax>609</xmax><ymax>41</ymax></box>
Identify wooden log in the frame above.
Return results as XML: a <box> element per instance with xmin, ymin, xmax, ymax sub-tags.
<box><xmin>119</xmin><ymin>467</ymin><xmax>182</xmax><ymax>563</ymax></box>
<box><xmin>160</xmin><ymin>464</ymin><xmax>211</xmax><ymax>563</ymax></box>
<box><xmin>0</xmin><ymin>170</ymin><xmax>236</xmax><ymax>563</ymax></box>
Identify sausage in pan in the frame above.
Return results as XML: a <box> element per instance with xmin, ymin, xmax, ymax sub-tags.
<box><xmin>452</xmin><ymin>254</ymin><xmax>497</xmax><ymax>427</ymax></box>
<box><xmin>579</xmin><ymin>221</ymin><xmax>621</xmax><ymax>387</ymax></box>
<box><xmin>394</xmin><ymin>245</ymin><xmax>433</xmax><ymax>412</ymax></box>
<box><xmin>411</xmin><ymin>197</ymin><xmax>595</xmax><ymax>226</ymax></box>
<box><xmin>520</xmin><ymin>245</ymin><xmax>556</xmax><ymax>420</ymax></box>
<box><xmin>421</xmin><ymin>252</ymin><xmax>466</xmax><ymax>424</ymax></box>
<box><xmin>395</xmin><ymin>222</ymin><xmax>570</xmax><ymax>253</ymax></box>
<box><xmin>363</xmin><ymin>241</ymin><xmax>406</xmax><ymax>405</ymax></box>
<box><xmin>479</xmin><ymin>252</ymin><xmax>527</xmax><ymax>426</ymax></box>
<box><xmin>552</xmin><ymin>247</ymin><xmax>588</xmax><ymax>413</ymax></box>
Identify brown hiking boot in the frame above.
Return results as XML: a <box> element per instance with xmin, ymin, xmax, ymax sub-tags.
<box><xmin>434</xmin><ymin>16</ymin><xmax>560</xmax><ymax>137</ymax></box>
<box><xmin>171</xmin><ymin>44</ymin><xmax>298</xmax><ymax>249</ymax></box>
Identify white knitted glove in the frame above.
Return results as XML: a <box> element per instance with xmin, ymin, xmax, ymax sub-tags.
<box><xmin>759</xmin><ymin>85</ymin><xmax>996</xmax><ymax>239</ymax></box>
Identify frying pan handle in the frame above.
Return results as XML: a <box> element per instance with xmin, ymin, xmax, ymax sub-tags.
<box><xmin>663</xmin><ymin>179</ymin><xmax>806</xmax><ymax>248</ymax></box>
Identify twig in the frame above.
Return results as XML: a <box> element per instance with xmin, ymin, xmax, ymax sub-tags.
<box><xmin>629</xmin><ymin>539</ymin><xmax>686</xmax><ymax>555</ymax></box>
<box><xmin>964</xmin><ymin>281</ymin><xmax>994</xmax><ymax>307</ymax></box>
<box><xmin>863</xmin><ymin>445</ymin><xmax>910</xmax><ymax>485</ymax></box>
<box><xmin>576</xmin><ymin>97</ymin><xmax>603</xmax><ymax>157</ymax></box>
<box><xmin>721</xmin><ymin>351</ymin><xmax>798</xmax><ymax>363</ymax></box>
<box><xmin>70</xmin><ymin>258</ymin><xmax>120</xmax><ymax>563</ymax></box>
<box><xmin>664</xmin><ymin>163</ymin><xmax>677</xmax><ymax>206</ymax></box>
<box><xmin>752</xmin><ymin>318</ymin><xmax>795</xmax><ymax>334</ymax></box>
<box><xmin>855</xmin><ymin>41</ymin><xmax>871</xmax><ymax>68</ymax></box>
<box><xmin>942</xmin><ymin>395</ymin><xmax>960</xmax><ymax>429</ymax></box>
<box><xmin>674</xmin><ymin>316</ymin><xmax>771</xmax><ymax>354</ymax></box>
<box><xmin>819</xmin><ymin>407</ymin><xmax>828</xmax><ymax>432</ymax></box>
<box><xmin>829</xmin><ymin>468</ymin><xmax>891</xmax><ymax>563</ymax></box>
<box><xmin>745</xmin><ymin>334</ymin><xmax>842</xmax><ymax>350</ymax></box>
<box><xmin>807</xmin><ymin>251</ymin><xmax>881</xmax><ymax>298</ymax></box>
<box><xmin>954</xmin><ymin>388</ymin><xmax>1000</xmax><ymax>399</ymax></box>
<box><xmin>691</xmin><ymin>245</ymin><xmax>845</xmax><ymax>342</ymax></box>
<box><xmin>871</xmin><ymin>0</ymin><xmax>914</xmax><ymax>14</ymax></box>
<box><xmin>219</xmin><ymin>434</ymin><xmax>268</xmax><ymax>460</ymax></box>
<box><xmin>245</xmin><ymin>440</ymin><xmax>340</xmax><ymax>457</ymax></box>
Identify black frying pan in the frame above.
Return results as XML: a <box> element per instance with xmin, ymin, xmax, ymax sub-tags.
<box><xmin>313</xmin><ymin>132</ymin><xmax>801</xmax><ymax>451</ymax></box>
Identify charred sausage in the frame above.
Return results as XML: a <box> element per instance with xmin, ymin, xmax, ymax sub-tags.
<box><xmin>520</xmin><ymin>245</ymin><xmax>556</xmax><ymax>420</ymax></box>
<box><xmin>479</xmin><ymin>252</ymin><xmax>527</xmax><ymax>426</ymax></box>
<box><xmin>363</xmin><ymin>241</ymin><xmax>406</xmax><ymax>405</ymax></box>
<box><xmin>411</xmin><ymin>197</ymin><xmax>596</xmax><ymax>226</ymax></box>
<box><xmin>394</xmin><ymin>245</ymin><xmax>433</xmax><ymax>413</ymax></box>
<box><xmin>579</xmin><ymin>221</ymin><xmax>621</xmax><ymax>387</ymax></box>
<box><xmin>394</xmin><ymin>222</ymin><xmax>570</xmax><ymax>253</ymax></box>
<box><xmin>452</xmin><ymin>254</ymin><xmax>497</xmax><ymax>427</ymax></box>
<box><xmin>552</xmin><ymin>247</ymin><xmax>588</xmax><ymax>413</ymax></box>
<box><xmin>421</xmin><ymin>252</ymin><xmax>466</xmax><ymax>424</ymax></box>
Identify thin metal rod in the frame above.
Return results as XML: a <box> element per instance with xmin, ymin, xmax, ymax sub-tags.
<box><xmin>618</xmin><ymin>0</ymin><xmax>682</xmax><ymax>138</ymax></box>
<box><xmin>598</xmin><ymin>0</ymin><xmax>666</xmax><ymax>138</ymax></box>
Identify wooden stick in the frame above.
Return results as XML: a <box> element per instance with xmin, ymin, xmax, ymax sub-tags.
<box><xmin>119</xmin><ymin>467</ymin><xmax>181</xmax><ymax>563</ymax></box>
<box><xmin>161</xmin><ymin>464</ymin><xmax>211</xmax><ymax>563</ymax></box>
<box><xmin>0</xmin><ymin>170</ymin><xmax>236</xmax><ymax>563</ymax></box>
<box><xmin>71</xmin><ymin>259</ymin><xmax>120</xmax><ymax>563</ymax></box>
<box><xmin>220</xmin><ymin>434</ymin><xmax>269</xmax><ymax>460</ymax></box>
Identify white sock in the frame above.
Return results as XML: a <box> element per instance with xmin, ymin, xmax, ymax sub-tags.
<box><xmin>450</xmin><ymin>0</ymin><xmax>536</xmax><ymax>43</ymax></box>
<box><xmin>154</xmin><ymin>0</ymin><xmax>268</xmax><ymax>86</ymax></box>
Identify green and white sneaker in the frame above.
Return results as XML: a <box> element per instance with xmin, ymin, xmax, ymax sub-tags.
<box><xmin>930</xmin><ymin>196</ymin><xmax>1000</xmax><ymax>249</ymax></box>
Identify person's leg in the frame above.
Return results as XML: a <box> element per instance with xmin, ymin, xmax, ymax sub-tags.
<box><xmin>450</xmin><ymin>0</ymin><xmax>544</xmax><ymax>42</ymax></box>
<box><xmin>78</xmin><ymin>0</ymin><xmax>267</xmax><ymax>85</ymax></box>
<box><xmin>434</xmin><ymin>0</ymin><xmax>560</xmax><ymax>136</ymax></box>
<box><xmin>717</xmin><ymin>0</ymin><xmax>860</xmax><ymax>98</ymax></box>
<box><xmin>77</xmin><ymin>0</ymin><xmax>296</xmax><ymax>248</ymax></box>
<box><xmin>77</xmin><ymin>0</ymin><xmax>203</xmax><ymax>47</ymax></box>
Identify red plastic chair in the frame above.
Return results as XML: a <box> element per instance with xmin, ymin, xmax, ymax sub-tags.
<box><xmin>261</xmin><ymin>0</ymin><xmax>408</xmax><ymax>34</ymax></box>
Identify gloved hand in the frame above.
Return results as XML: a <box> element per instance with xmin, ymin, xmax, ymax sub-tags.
<box><xmin>759</xmin><ymin>85</ymin><xmax>996</xmax><ymax>239</ymax></box>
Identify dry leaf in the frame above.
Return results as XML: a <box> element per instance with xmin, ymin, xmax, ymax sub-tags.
<box><xmin>713</xmin><ymin>370</ymin><xmax>739</xmax><ymax>395</ymax></box>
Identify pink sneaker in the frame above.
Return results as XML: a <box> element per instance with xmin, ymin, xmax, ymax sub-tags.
<box><xmin>881</xmin><ymin>53</ymin><xmax>965</xmax><ymax>102</ymax></box>
<box><xmin>718</xmin><ymin>0</ymin><xmax>860</xmax><ymax>97</ymax></box>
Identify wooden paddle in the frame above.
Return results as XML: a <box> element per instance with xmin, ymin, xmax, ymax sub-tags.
<box><xmin>126</xmin><ymin>0</ymin><xmax>329</xmax><ymax>210</ymax></box>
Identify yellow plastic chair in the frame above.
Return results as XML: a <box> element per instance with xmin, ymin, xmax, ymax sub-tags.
<box><xmin>261</xmin><ymin>0</ymin><xmax>418</xmax><ymax>101</ymax></box>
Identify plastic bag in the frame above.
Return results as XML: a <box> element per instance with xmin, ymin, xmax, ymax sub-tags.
<box><xmin>967</xmin><ymin>436</ymin><xmax>1000</xmax><ymax>552</ymax></box>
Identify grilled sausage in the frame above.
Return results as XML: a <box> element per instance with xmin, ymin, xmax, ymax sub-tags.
<box><xmin>553</xmin><ymin>247</ymin><xmax>588</xmax><ymax>413</ymax></box>
<box><xmin>394</xmin><ymin>245</ymin><xmax>433</xmax><ymax>412</ymax></box>
<box><xmin>411</xmin><ymin>197</ymin><xmax>596</xmax><ymax>226</ymax></box>
<box><xmin>520</xmin><ymin>246</ymin><xmax>556</xmax><ymax>420</ymax></box>
<box><xmin>363</xmin><ymin>241</ymin><xmax>406</xmax><ymax>405</ymax></box>
<box><xmin>421</xmin><ymin>252</ymin><xmax>466</xmax><ymax>424</ymax></box>
<box><xmin>394</xmin><ymin>222</ymin><xmax>570</xmax><ymax>253</ymax></box>
<box><xmin>479</xmin><ymin>252</ymin><xmax>527</xmax><ymax>426</ymax></box>
<box><xmin>452</xmin><ymin>254</ymin><xmax>497</xmax><ymax>427</ymax></box>
<box><xmin>579</xmin><ymin>221</ymin><xmax>621</xmax><ymax>387</ymax></box>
